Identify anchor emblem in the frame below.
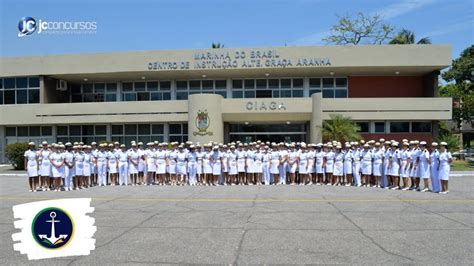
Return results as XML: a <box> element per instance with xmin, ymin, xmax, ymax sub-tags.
<box><xmin>37</xmin><ymin>211</ymin><xmax>68</xmax><ymax>246</ymax></box>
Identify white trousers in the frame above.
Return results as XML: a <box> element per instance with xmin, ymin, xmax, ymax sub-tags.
<box><xmin>188</xmin><ymin>163</ymin><xmax>197</xmax><ymax>185</ymax></box>
<box><xmin>353</xmin><ymin>162</ymin><xmax>361</xmax><ymax>186</ymax></box>
<box><xmin>263</xmin><ymin>163</ymin><xmax>271</xmax><ymax>185</ymax></box>
<box><xmin>279</xmin><ymin>162</ymin><xmax>287</xmax><ymax>184</ymax></box>
<box><xmin>119</xmin><ymin>162</ymin><xmax>128</xmax><ymax>185</ymax></box>
<box><xmin>97</xmin><ymin>162</ymin><xmax>107</xmax><ymax>186</ymax></box>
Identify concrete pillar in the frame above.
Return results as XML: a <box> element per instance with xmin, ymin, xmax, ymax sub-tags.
<box><xmin>163</xmin><ymin>123</ymin><xmax>170</xmax><ymax>142</ymax></box>
<box><xmin>188</xmin><ymin>94</ymin><xmax>224</xmax><ymax>144</ymax></box>
<box><xmin>0</xmin><ymin>126</ymin><xmax>5</xmax><ymax>163</ymax></box>
<box><xmin>310</xmin><ymin>92</ymin><xmax>323</xmax><ymax>143</ymax></box>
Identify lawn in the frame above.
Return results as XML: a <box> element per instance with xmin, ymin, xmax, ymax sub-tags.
<box><xmin>451</xmin><ymin>159</ymin><xmax>474</xmax><ymax>171</ymax></box>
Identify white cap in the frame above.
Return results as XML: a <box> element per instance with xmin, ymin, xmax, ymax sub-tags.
<box><xmin>440</xmin><ymin>142</ymin><xmax>448</xmax><ymax>146</ymax></box>
<box><xmin>420</xmin><ymin>141</ymin><xmax>427</xmax><ymax>145</ymax></box>
<box><xmin>431</xmin><ymin>142</ymin><xmax>438</xmax><ymax>146</ymax></box>
<box><xmin>28</xmin><ymin>142</ymin><xmax>35</xmax><ymax>146</ymax></box>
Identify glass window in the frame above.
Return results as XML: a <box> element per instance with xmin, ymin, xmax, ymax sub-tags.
<box><xmin>0</xmin><ymin>79</ymin><xmax>2</xmax><ymax>89</ymax></box>
<box><xmin>147</xmin><ymin>82</ymin><xmax>158</xmax><ymax>91</ymax></box>
<box><xmin>0</xmin><ymin>91</ymin><xmax>3</xmax><ymax>104</ymax></box>
<box><xmin>322</xmin><ymin>90</ymin><xmax>334</xmax><ymax>98</ymax></box>
<box><xmin>412</xmin><ymin>122</ymin><xmax>431</xmax><ymax>133</ymax></box>
<box><xmin>123</xmin><ymin>93</ymin><xmax>136</xmax><ymax>101</ymax></box>
<box><xmin>268</xmin><ymin>79</ymin><xmax>279</xmax><ymax>88</ymax></box>
<box><xmin>215</xmin><ymin>80</ymin><xmax>226</xmax><ymax>89</ymax></box>
<box><xmin>42</xmin><ymin>126</ymin><xmax>52</xmax><ymax>136</ymax></box>
<box><xmin>189</xmin><ymin>80</ymin><xmax>200</xmax><ymax>90</ymax></box>
<box><xmin>256</xmin><ymin>79</ymin><xmax>267</xmax><ymax>89</ymax></box>
<box><xmin>232</xmin><ymin>91</ymin><xmax>243</xmax><ymax>98</ymax></box>
<box><xmin>244</xmin><ymin>91</ymin><xmax>255</xmax><ymax>98</ymax></box>
<box><xmin>151</xmin><ymin>92</ymin><xmax>162</xmax><ymax>101</ymax></box>
<box><xmin>176</xmin><ymin>81</ymin><xmax>188</xmax><ymax>90</ymax></box>
<box><xmin>280</xmin><ymin>79</ymin><xmax>291</xmax><ymax>88</ymax></box>
<box><xmin>272</xmin><ymin>90</ymin><xmax>280</xmax><ymax>98</ymax></box>
<box><xmin>4</xmin><ymin>78</ymin><xmax>15</xmax><ymax>89</ymax></box>
<box><xmin>29</xmin><ymin>126</ymin><xmax>40</xmax><ymax>136</ymax></box>
<box><xmin>323</xmin><ymin>78</ymin><xmax>333</xmax><ymax>88</ymax></box>
<box><xmin>336</xmin><ymin>78</ymin><xmax>347</xmax><ymax>87</ymax></box>
<box><xmin>280</xmin><ymin>90</ymin><xmax>292</xmax><ymax>97</ymax></box>
<box><xmin>356</xmin><ymin>122</ymin><xmax>369</xmax><ymax>133</ymax></box>
<box><xmin>71</xmin><ymin>94</ymin><xmax>82</xmax><ymax>102</ymax></box>
<box><xmin>137</xmin><ymin>92</ymin><xmax>150</xmax><ymax>101</ymax></box>
<box><xmin>169</xmin><ymin>124</ymin><xmax>182</xmax><ymax>134</ymax></box>
<box><xmin>176</xmin><ymin>92</ymin><xmax>188</xmax><ymax>100</ymax></box>
<box><xmin>94</xmin><ymin>83</ymin><xmax>105</xmax><ymax>93</ymax></box>
<box><xmin>82</xmin><ymin>125</ymin><xmax>94</xmax><ymax>135</ymax></box>
<box><xmin>215</xmin><ymin>91</ymin><xmax>226</xmax><ymax>98</ymax></box>
<box><xmin>152</xmin><ymin>124</ymin><xmax>164</xmax><ymax>134</ymax></box>
<box><xmin>335</xmin><ymin>89</ymin><xmax>347</xmax><ymax>98</ymax></box>
<box><xmin>18</xmin><ymin>126</ymin><xmax>28</xmax><ymax>136</ymax></box>
<box><xmin>232</xmin><ymin>80</ymin><xmax>243</xmax><ymax>89</ymax></box>
<box><xmin>69</xmin><ymin>125</ymin><xmax>81</xmax><ymax>136</ymax></box>
<box><xmin>112</xmin><ymin>125</ymin><xmax>123</xmax><ymax>135</ymax></box>
<box><xmin>163</xmin><ymin>92</ymin><xmax>171</xmax><ymax>100</ymax></box>
<box><xmin>309</xmin><ymin>78</ymin><xmax>321</xmax><ymax>88</ymax></box>
<box><xmin>202</xmin><ymin>80</ymin><xmax>213</xmax><ymax>90</ymax></box>
<box><xmin>244</xmin><ymin>79</ymin><xmax>255</xmax><ymax>89</ymax></box>
<box><xmin>122</xmin><ymin>82</ymin><xmax>133</xmax><ymax>91</ymax></box>
<box><xmin>106</xmin><ymin>83</ymin><xmax>117</xmax><ymax>92</ymax></box>
<box><xmin>16</xmin><ymin>90</ymin><xmax>28</xmax><ymax>104</ymax></box>
<box><xmin>28</xmin><ymin>89</ymin><xmax>39</xmax><ymax>103</ymax></box>
<box><xmin>82</xmin><ymin>84</ymin><xmax>93</xmax><ymax>93</ymax></box>
<box><xmin>95</xmin><ymin>125</ymin><xmax>106</xmax><ymax>135</ymax></box>
<box><xmin>160</xmin><ymin>81</ymin><xmax>171</xmax><ymax>90</ymax></box>
<box><xmin>293</xmin><ymin>78</ymin><xmax>303</xmax><ymax>88</ymax></box>
<box><xmin>374</xmin><ymin>122</ymin><xmax>385</xmax><ymax>133</ymax></box>
<box><xmin>105</xmin><ymin>94</ymin><xmax>117</xmax><ymax>102</ymax></box>
<box><xmin>29</xmin><ymin>77</ymin><xmax>40</xmax><ymax>88</ymax></box>
<box><xmin>292</xmin><ymin>90</ymin><xmax>304</xmax><ymax>97</ymax></box>
<box><xmin>70</xmin><ymin>84</ymin><xmax>81</xmax><ymax>94</ymax></box>
<box><xmin>16</xmin><ymin>77</ymin><xmax>28</xmax><ymax>88</ymax></box>
<box><xmin>135</xmin><ymin>82</ymin><xmax>146</xmax><ymax>92</ymax></box>
<box><xmin>390</xmin><ymin>122</ymin><xmax>410</xmax><ymax>133</ymax></box>
<box><xmin>310</xmin><ymin>89</ymin><xmax>321</xmax><ymax>95</ymax></box>
<box><xmin>57</xmin><ymin>126</ymin><xmax>68</xmax><ymax>136</ymax></box>
<box><xmin>6</xmin><ymin>127</ymin><xmax>16</xmax><ymax>136</ymax></box>
<box><xmin>138</xmin><ymin>124</ymin><xmax>150</xmax><ymax>135</ymax></box>
<box><xmin>4</xmin><ymin>90</ymin><xmax>15</xmax><ymax>104</ymax></box>
<box><xmin>125</xmin><ymin>124</ymin><xmax>137</xmax><ymax>135</ymax></box>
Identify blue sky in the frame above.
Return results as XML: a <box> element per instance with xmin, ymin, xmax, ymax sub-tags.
<box><xmin>0</xmin><ymin>0</ymin><xmax>472</xmax><ymax>60</ymax></box>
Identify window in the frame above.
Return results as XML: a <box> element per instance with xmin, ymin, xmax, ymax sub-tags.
<box><xmin>41</xmin><ymin>126</ymin><xmax>52</xmax><ymax>136</ymax></box>
<box><xmin>412</xmin><ymin>122</ymin><xmax>431</xmax><ymax>133</ymax></box>
<box><xmin>318</xmin><ymin>77</ymin><xmax>348</xmax><ymax>98</ymax></box>
<box><xmin>0</xmin><ymin>76</ymin><xmax>40</xmax><ymax>104</ymax></box>
<box><xmin>356</xmin><ymin>122</ymin><xmax>370</xmax><ymax>133</ymax></box>
<box><xmin>57</xmin><ymin>125</ymin><xmax>107</xmax><ymax>143</ymax></box>
<box><xmin>390</xmin><ymin>122</ymin><xmax>410</xmax><ymax>133</ymax></box>
<box><xmin>169</xmin><ymin>123</ymin><xmax>188</xmax><ymax>143</ymax></box>
<box><xmin>175</xmin><ymin>80</ymin><xmax>227</xmax><ymax>99</ymax></box>
<box><xmin>232</xmin><ymin>78</ymin><xmax>305</xmax><ymax>99</ymax></box>
<box><xmin>71</xmin><ymin>82</ymin><xmax>117</xmax><ymax>102</ymax></box>
<box><xmin>112</xmin><ymin>124</ymin><xmax>165</xmax><ymax>145</ymax></box>
<box><xmin>374</xmin><ymin>122</ymin><xmax>386</xmax><ymax>133</ymax></box>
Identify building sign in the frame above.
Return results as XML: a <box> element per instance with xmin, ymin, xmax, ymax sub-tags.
<box><xmin>193</xmin><ymin>110</ymin><xmax>213</xmax><ymax>136</ymax></box>
<box><xmin>147</xmin><ymin>49</ymin><xmax>331</xmax><ymax>71</ymax></box>
<box><xmin>246</xmin><ymin>101</ymin><xmax>287</xmax><ymax>111</ymax></box>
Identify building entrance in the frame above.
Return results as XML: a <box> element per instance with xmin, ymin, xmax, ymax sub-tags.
<box><xmin>228</xmin><ymin>123</ymin><xmax>307</xmax><ymax>143</ymax></box>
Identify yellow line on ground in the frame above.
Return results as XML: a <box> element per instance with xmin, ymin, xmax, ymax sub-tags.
<box><xmin>0</xmin><ymin>196</ymin><xmax>473</xmax><ymax>204</ymax></box>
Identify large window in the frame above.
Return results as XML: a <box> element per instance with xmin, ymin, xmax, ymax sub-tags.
<box><xmin>122</xmin><ymin>81</ymin><xmax>171</xmax><ymax>102</ymax></box>
<box><xmin>169</xmin><ymin>123</ymin><xmax>188</xmax><ymax>143</ymax></box>
<box><xmin>71</xmin><ymin>83</ymin><xmax>117</xmax><ymax>102</ymax></box>
<box><xmin>56</xmin><ymin>125</ymin><xmax>107</xmax><ymax>143</ymax></box>
<box><xmin>389</xmin><ymin>122</ymin><xmax>410</xmax><ymax>133</ymax></box>
<box><xmin>411</xmin><ymin>122</ymin><xmax>432</xmax><ymax>133</ymax></box>
<box><xmin>176</xmin><ymin>80</ymin><xmax>226</xmax><ymax>100</ymax></box>
<box><xmin>6</xmin><ymin>126</ymin><xmax>52</xmax><ymax>137</ymax></box>
<box><xmin>111</xmin><ymin>124</ymin><xmax>165</xmax><ymax>144</ymax></box>
<box><xmin>356</xmin><ymin>122</ymin><xmax>370</xmax><ymax>133</ymax></box>
<box><xmin>0</xmin><ymin>77</ymin><xmax>40</xmax><ymax>105</ymax></box>
<box><xmin>232</xmin><ymin>78</ymin><xmax>304</xmax><ymax>98</ymax></box>
<box><xmin>310</xmin><ymin>77</ymin><xmax>347</xmax><ymax>98</ymax></box>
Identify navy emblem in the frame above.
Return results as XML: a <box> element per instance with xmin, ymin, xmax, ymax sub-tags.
<box><xmin>193</xmin><ymin>110</ymin><xmax>213</xmax><ymax>136</ymax></box>
<box><xmin>31</xmin><ymin>207</ymin><xmax>73</xmax><ymax>249</ymax></box>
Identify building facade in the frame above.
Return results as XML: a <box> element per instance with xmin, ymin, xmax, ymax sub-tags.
<box><xmin>0</xmin><ymin>45</ymin><xmax>452</xmax><ymax>162</ymax></box>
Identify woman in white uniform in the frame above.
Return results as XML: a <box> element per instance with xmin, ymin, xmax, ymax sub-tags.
<box><xmin>186</xmin><ymin>145</ymin><xmax>198</xmax><ymax>186</ymax></box>
<box><xmin>307</xmin><ymin>144</ymin><xmax>316</xmax><ymax>184</ymax></box>
<box><xmin>221</xmin><ymin>145</ymin><xmax>229</xmax><ymax>185</ymax></box>
<box><xmin>210</xmin><ymin>146</ymin><xmax>222</xmax><ymax>186</ymax></box>
<box><xmin>299</xmin><ymin>144</ymin><xmax>309</xmax><ymax>185</ymax></box>
<box><xmin>24</xmin><ymin>142</ymin><xmax>39</xmax><ymax>192</ymax></box>
<box><xmin>400</xmin><ymin>142</ymin><xmax>411</xmax><ymax>190</ymax></box>
<box><xmin>352</xmin><ymin>142</ymin><xmax>362</xmax><ymax>187</ymax></box>
<box><xmin>287</xmin><ymin>144</ymin><xmax>298</xmax><ymax>185</ymax></box>
<box><xmin>372</xmin><ymin>143</ymin><xmax>383</xmax><ymax>188</ymax></box>
<box><xmin>236</xmin><ymin>144</ymin><xmax>246</xmax><ymax>185</ymax></box>
<box><xmin>333</xmin><ymin>145</ymin><xmax>344</xmax><ymax>186</ymax></box>
<box><xmin>107</xmin><ymin>144</ymin><xmax>119</xmax><ymax>186</ymax></box>
<box><xmin>360</xmin><ymin>144</ymin><xmax>373</xmax><ymax>187</ymax></box>
<box><xmin>128</xmin><ymin>143</ymin><xmax>139</xmax><ymax>186</ymax></box>
<box><xmin>155</xmin><ymin>144</ymin><xmax>167</xmax><ymax>185</ymax></box>
<box><xmin>227</xmin><ymin>146</ymin><xmax>238</xmax><ymax>185</ymax></box>
<box><xmin>245</xmin><ymin>144</ymin><xmax>254</xmax><ymax>185</ymax></box>
<box><xmin>343</xmin><ymin>143</ymin><xmax>353</xmax><ymax>186</ymax></box>
<box><xmin>418</xmin><ymin>141</ymin><xmax>431</xmax><ymax>192</ymax></box>
<box><xmin>253</xmin><ymin>145</ymin><xmax>263</xmax><ymax>185</ymax></box>
<box><xmin>137</xmin><ymin>142</ymin><xmax>146</xmax><ymax>185</ymax></box>
<box><xmin>49</xmin><ymin>144</ymin><xmax>65</xmax><ymax>192</ymax></box>
<box><xmin>83</xmin><ymin>146</ymin><xmax>92</xmax><ymax>187</ymax></box>
<box><xmin>38</xmin><ymin>141</ymin><xmax>52</xmax><ymax>191</ymax></box>
<box><xmin>270</xmin><ymin>144</ymin><xmax>280</xmax><ymax>185</ymax></box>
<box><xmin>262</xmin><ymin>146</ymin><xmax>271</xmax><ymax>185</ymax></box>
<box><xmin>196</xmin><ymin>144</ymin><xmax>204</xmax><ymax>185</ymax></box>
<box><xmin>63</xmin><ymin>144</ymin><xmax>75</xmax><ymax>191</ymax></box>
<box><xmin>176</xmin><ymin>145</ymin><xmax>188</xmax><ymax>185</ymax></box>
<box><xmin>74</xmin><ymin>145</ymin><xmax>85</xmax><ymax>189</ymax></box>
<box><xmin>315</xmin><ymin>144</ymin><xmax>325</xmax><ymax>185</ymax></box>
<box><xmin>167</xmin><ymin>144</ymin><xmax>178</xmax><ymax>185</ymax></box>
<box><xmin>144</xmin><ymin>143</ymin><xmax>156</xmax><ymax>185</ymax></box>
<box><xmin>202</xmin><ymin>144</ymin><xmax>213</xmax><ymax>185</ymax></box>
<box><xmin>430</xmin><ymin>142</ymin><xmax>440</xmax><ymax>193</ymax></box>
<box><xmin>117</xmin><ymin>144</ymin><xmax>129</xmax><ymax>186</ymax></box>
<box><xmin>388</xmin><ymin>142</ymin><xmax>401</xmax><ymax>190</ymax></box>
<box><xmin>438</xmin><ymin>142</ymin><xmax>452</xmax><ymax>194</ymax></box>
<box><xmin>325</xmin><ymin>144</ymin><xmax>335</xmax><ymax>185</ymax></box>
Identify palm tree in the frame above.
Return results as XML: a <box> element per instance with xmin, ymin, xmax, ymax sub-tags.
<box><xmin>389</xmin><ymin>29</ymin><xmax>431</xmax><ymax>44</ymax></box>
<box><xmin>211</xmin><ymin>42</ymin><xmax>224</xmax><ymax>48</ymax></box>
<box><xmin>321</xmin><ymin>114</ymin><xmax>361</xmax><ymax>142</ymax></box>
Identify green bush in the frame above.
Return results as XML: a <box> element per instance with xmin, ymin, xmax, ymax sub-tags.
<box><xmin>436</xmin><ymin>132</ymin><xmax>461</xmax><ymax>150</ymax></box>
<box><xmin>5</xmin><ymin>142</ymin><xmax>29</xmax><ymax>170</ymax></box>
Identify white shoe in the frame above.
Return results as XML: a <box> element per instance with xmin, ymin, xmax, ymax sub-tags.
<box><xmin>421</xmin><ymin>188</ymin><xmax>429</xmax><ymax>192</ymax></box>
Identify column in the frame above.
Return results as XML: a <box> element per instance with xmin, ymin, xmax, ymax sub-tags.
<box><xmin>310</xmin><ymin>92</ymin><xmax>323</xmax><ymax>143</ymax></box>
<box><xmin>188</xmin><ymin>94</ymin><xmax>224</xmax><ymax>144</ymax></box>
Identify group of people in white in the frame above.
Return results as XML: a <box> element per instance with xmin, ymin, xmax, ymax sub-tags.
<box><xmin>24</xmin><ymin>138</ymin><xmax>453</xmax><ymax>194</ymax></box>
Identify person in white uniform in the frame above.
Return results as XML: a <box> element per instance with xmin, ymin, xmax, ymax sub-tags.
<box><xmin>90</xmin><ymin>142</ymin><xmax>98</xmax><ymax>186</ymax></box>
<box><xmin>352</xmin><ymin>142</ymin><xmax>362</xmax><ymax>187</ymax></box>
<box><xmin>63</xmin><ymin>143</ymin><xmax>75</xmax><ymax>191</ymax></box>
<box><xmin>438</xmin><ymin>142</ymin><xmax>452</xmax><ymax>194</ymax></box>
<box><xmin>227</xmin><ymin>146</ymin><xmax>238</xmax><ymax>185</ymax></box>
<box><xmin>155</xmin><ymin>144</ymin><xmax>167</xmax><ymax>185</ymax></box>
<box><xmin>262</xmin><ymin>146</ymin><xmax>271</xmax><ymax>185</ymax></box>
<box><xmin>167</xmin><ymin>144</ymin><xmax>178</xmax><ymax>185</ymax></box>
<box><xmin>278</xmin><ymin>143</ymin><xmax>289</xmax><ymax>185</ymax></box>
<box><xmin>418</xmin><ymin>141</ymin><xmax>431</xmax><ymax>192</ymax></box>
<box><xmin>236</xmin><ymin>144</ymin><xmax>246</xmax><ymax>185</ymax></box>
<box><xmin>221</xmin><ymin>145</ymin><xmax>229</xmax><ymax>185</ymax></box>
<box><xmin>307</xmin><ymin>144</ymin><xmax>316</xmax><ymax>184</ymax></box>
<box><xmin>287</xmin><ymin>144</ymin><xmax>298</xmax><ymax>185</ymax></box>
<box><xmin>49</xmin><ymin>144</ymin><xmax>65</xmax><ymax>192</ymax></box>
<box><xmin>117</xmin><ymin>144</ymin><xmax>129</xmax><ymax>186</ymax></box>
<box><xmin>186</xmin><ymin>145</ymin><xmax>198</xmax><ymax>186</ymax></box>
<box><xmin>270</xmin><ymin>144</ymin><xmax>281</xmax><ymax>185</ymax></box>
<box><xmin>176</xmin><ymin>145</ymin><xmax>188</xmax><ymax>185</ymax></box>
<box><xmin>333</xmin><ymin>145</ymin><xmax>344</xmax><ymax>186</ymax></box>
<box><xmin>314</xmin><ymin>144</ymin><xmax>325</xmax><ymax>185</ymax></box>
<box><xmin>210</xmin><ymin>146</ymin><xmax>222</xmax><ymax>186</ymax></box>
<box><xmin>360</xmin><ymin>144</ymin><xmax>373</xmax><ymax>187</ymax></box>
<box><xmin>144</xmin><ymin>143</ymin><xmax>156</xmax><ymax>186</ymax></box>
<box><xmin>400</xmin><ymin>142</ymin><xmax>411</xmax><ymax>190</ymax></box>
<box><xmin>24</xmin><ymin>142</ymin><xmax>39</xmax><ymax>192</ymax></box>
<box><xmin>74</xmin><ymin>145</ymin><xmax>85</xmax><ymax>189</ymax></box>
<box><xmin>128</xmin><ymin>143</ymin><xmax>139</xmax><ymax>186</ymax></box>
<box><xmin>83</xmin><ymin>145</ymin><xmax>93</xmax><ymax>187</ymax></box>
<box><xmin>372</xmin><ymin>142</ymin><xmax>383</xmax><ymax>188</ymax></box>
<box><xmin>430</xmin><ymin>142</ymin><xmax>440</xmax><ymax>193</ymax></box>
<box><xmin>245</xmin><ymin>144</ymin><xmax>255</xmax><ymax>185</ymax></box>
<box><xmin>342</xmin><ymin>143</ymin><xmax>353</xmax><ymax>186</ymax></box>
<box><xmin>95</xmin><ymin>144</ymin><xmax>108</xmax><ymax>186</ymax></box>
<box><xmin>137</xmin><ymin>142</ymin><xmax>146</xmax><ymax>185</ymax></box>
<box><xmin>388</xmin><ymin>142</ymin><xmax>401</xmax><ymax>190</ymax></box>
<box><xmin>38</xmin><ymin>141</ymin><xmax>52</xmax><ymax>191</ymax></box>
<box><xmin>106</xmin><ymin>144</ymin><xmax>118</xmax><ymax>186</ymax></box>
<box><xmin>253</xmin><ymin>146</ymin><xmax>264</xmax><ymax>185</ymax></box>
<box><xmin>324</xmin><ymin>144</ymin><xmax>335</xmax><ymax>185</ymax></box>
<box><xmin>409</xmin><ymin>141</ymin><xmax>421</xmax><ymax>190</ymax></box>
<box><xmin>195</xmin><ymin>144</ymin><xmax>204</xmax><ymax>185</ymax></box>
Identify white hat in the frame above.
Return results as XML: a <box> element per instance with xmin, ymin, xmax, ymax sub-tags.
<box><xmin>120</xmin><ymin>144</ymin><xmax>126</xmax><ymax>148</ymax></box>
<box><xmin>91</xmin><ymin>142</ymin><xmax>97</xmax><ymax>145</ymax></box>
<box><xmin>42</xmin><ymin>141</ymin><xmax>48</xmax><ymax>145</ymax></box>
<box><xmin>114</xmin><ymin>142</ymin><xmax>119</xmax><ymax>145</ymax></box>
<box><xmin>363</xmin><ymin>144</ymin><xmax>369</xmax><ymax>147</ymax></box>
<box><xmin>336</xmin><ymin>145</ymin><xmax>342</xmax><ymax>149</ymax></box>
<box><xmin>391</xmin><ymin>142</ymin><xmax>399</xmax><ymax>147</ymax></box>
<box><xmin>440</xmin><ymin>142</ymin><xmax>448</xmax><ymax>146</ymax></box>
<box><xmin>375</xmin><ymin>142</ymin><xmax>380</xmax><ymax>146</ymax></box>
<box><xmin>28</xmin><ymin>142</ymin><xmax>35</xmax><ymax>146</ymax></box>
<box><xmin>420</xmin><ymin>141</ymin><xmax>427</xmax><ymax>145</ymax></box>
<box><xmin>431</xmin><ymin>142</ymin><xmax>438</xmax><ymax>146</ymax></box>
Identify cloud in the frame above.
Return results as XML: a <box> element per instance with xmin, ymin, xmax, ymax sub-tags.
<box><xmin>421</xmin><ymin>20</ymin><xmax>473</xmax><ymax>38</ymax></box>
<box><xmin>288</xmin><ymin>0</ymin><xmax>437</xmax><ymax>46</ymax></box>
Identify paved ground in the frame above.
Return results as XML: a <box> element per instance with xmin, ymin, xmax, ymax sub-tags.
<box><xmin>0</xmin><ymin>174</ymin><xmax>473</xmax><ymax>265</ymax></box>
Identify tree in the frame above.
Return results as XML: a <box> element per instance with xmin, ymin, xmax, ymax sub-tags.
<box><xmin>322</xmin><ymin>114</ymin><xmax>361</xmax><ymax>142</ymax></box>
<box><xmin>440</xmin><ymin>45</ymin><xmax>474</xmax><ymax>129</ymax></box>
<box><xmin>323</xmin><ymin>12</ymin><xmax>394</xmax><ymax>45</ymax></box>
<box><xmin>389</xmin><ymin>29</ymin><xmax>431</xmax><ymax>44</ymax></box>
<box><xmin>211</xmin><ymin>42</ymin><xmax>224</xmax><ymax>48</ymax></box>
